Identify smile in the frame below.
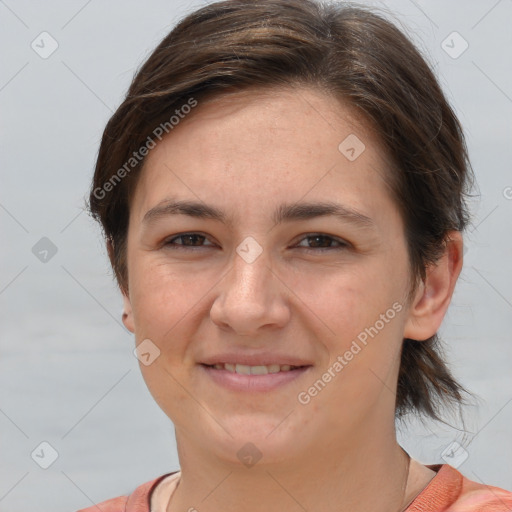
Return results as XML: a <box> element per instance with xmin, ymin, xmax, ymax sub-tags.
<box><xmin>204</xmin><ymin>363</ymin><xmax>305</xmax><ymax>374</ymax></box>
<box><xmin>200</xmin><ymin>363</ymin><xmax>312</xmax><ymax>392</ymax></box>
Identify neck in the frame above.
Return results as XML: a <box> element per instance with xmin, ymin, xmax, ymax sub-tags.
<box><xmin>168</xmin><ymin>423</ymin><xmax>413</xmax><ymax>512</ymax></box>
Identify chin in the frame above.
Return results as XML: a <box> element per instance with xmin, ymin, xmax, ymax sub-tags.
<box><xmin>213</xmin><ymin>416</ymin><xmax>309</xmax><ymax>460</ymax></box>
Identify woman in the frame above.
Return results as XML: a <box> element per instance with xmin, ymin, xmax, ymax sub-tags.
<box><xmin>80</xmin><ymin>0</ymin><xmax>512</xmax><ymax>510</ymax></box>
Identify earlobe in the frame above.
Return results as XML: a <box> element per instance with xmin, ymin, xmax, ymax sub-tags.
<box><xmin>107</xmin><ymin>238</ymin><xmax>135</xmax><ymax>333</ymax></box>
<box><xmin>122</xmin><ymin>292</ymin><xmax>135</xmax><ymax>333</ymax></box>
<box><xmin>403</xmin><ymin>232</ymin><xmax>463</xmax><ymax>341</ymax></box>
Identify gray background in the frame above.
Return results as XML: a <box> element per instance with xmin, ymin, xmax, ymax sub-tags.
<box><xmin>1</xmin><ymin>0</ymin><xmax>511</xmax><ymax>510</ymax></box>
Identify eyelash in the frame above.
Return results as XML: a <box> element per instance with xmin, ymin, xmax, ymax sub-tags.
<box><xmin>163</xmin><ymin>232</ymin><xmax>350</xmax><ymax>252</ymax></box>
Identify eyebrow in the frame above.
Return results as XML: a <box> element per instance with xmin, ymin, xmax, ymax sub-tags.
<box><xmin>142</xmin><ymin>198</ymin><xmax>376</xmax><ymax>229</ymax></box>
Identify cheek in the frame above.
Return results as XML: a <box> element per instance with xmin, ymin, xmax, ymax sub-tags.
<box><xmin>128</xmin><ymin>258</ymin><xmax>205</xmax><ymax>363</ymax></box>
<box><xmin>311</xmin><ymin>263</ymin><xmax>405</xmax><ymax>339</ymax></box>
<box><xmin>313</xmin><ymin>265</ymin><xmax>407</xmax><ymax>385</ymax></box>
<box><xmin>312</xmin><ymin>303</ymin><xmax>405</xmax><ymax>429</ymax></box>
<box><xmin>131</xmin><ymin>255</ymin><xmax>198</xmax><ymax>318</ymax></box>
<box><xmin>139</xmin><ymin>361</ymin><xmax>192</xmax><ymax>427</ymax></box>
<box><xmin>130</xmin><ymin>264</ymin><xmax>200</xmax><ymax>412</ymax></box>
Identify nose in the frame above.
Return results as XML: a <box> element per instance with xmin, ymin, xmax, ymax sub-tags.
<box><xmin>209</xmin><ymin>248</ymin><xmax>290</xmax><ymax>336</ymax></box>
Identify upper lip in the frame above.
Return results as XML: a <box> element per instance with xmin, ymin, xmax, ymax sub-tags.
<box><xmin>199</xmin><ymin>352</ymin><xmax>313</xmax><ymax>367</ymax></box>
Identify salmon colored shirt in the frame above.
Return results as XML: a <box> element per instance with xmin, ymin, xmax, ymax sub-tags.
<box><xmin>76</xmin><ymin>464</ymin><xmax>512</xmax><ymax>512</ymax></box>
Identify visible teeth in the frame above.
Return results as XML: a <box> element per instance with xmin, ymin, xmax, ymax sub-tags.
<box><xmin>250</xmin><ymin>365</ymin><xmax>268</xmax><ymax>375</ymax></box>
<box><xmin>212</xmin><ymin>363</ymin><xmax>301</xmax><ymax>374</ymax></box>
<box><xmin>235</xmin><ymin>364</ymin><xmax>251</xmax><ymax>375</ymax></box>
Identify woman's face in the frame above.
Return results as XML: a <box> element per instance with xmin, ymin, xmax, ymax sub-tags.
<box><xmin>122</xmin><ymin>86</ymin><xmax>419</xmax><ymax>465</ymax></box>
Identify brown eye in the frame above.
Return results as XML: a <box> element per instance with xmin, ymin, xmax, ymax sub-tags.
<box><xmin>295</xmin><ymin>234</ymin><xmax>349</xmax><ymax>251</ymax></box>
<box><xmin>164</xmin><ymin>233</ymin><xmax>215</xmax><ymax>249</ymax></box>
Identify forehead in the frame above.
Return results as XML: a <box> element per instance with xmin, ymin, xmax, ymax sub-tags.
<box><xmin>130</xmin><ymin>85</ymin><xmax>396</xmax><ymax>226</ymax></box>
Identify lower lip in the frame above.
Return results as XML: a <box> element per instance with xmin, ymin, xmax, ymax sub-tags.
<box><xmin>199</xmin><ymin>364</ymin><xmax>312</xmax><ymax>392</ymax></box>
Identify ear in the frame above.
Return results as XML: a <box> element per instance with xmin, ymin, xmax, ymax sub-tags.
<box><xmin>122</xmin><ymin>292</ymin><xmax>135</xmax><ymax>333</ymax></box>
<box><xmin>403</xmin><ymin>231</ymin><xmax>463</xmax><ymax>341</ymax></box>
<box><xmin>107</xmin><ymin>238</ymin><xmax>135</xmax><ymax>333</ymax></box>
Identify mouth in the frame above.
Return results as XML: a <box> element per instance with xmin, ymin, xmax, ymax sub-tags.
<box><xmin>199</xmin><ymin>363</ymin><xmax>312</xmax><ymax>392</ymax></box>
<box><xmin>201</xmin><ymin>362</ymin><xmax>309</xmax><ymax>375</ymax></box>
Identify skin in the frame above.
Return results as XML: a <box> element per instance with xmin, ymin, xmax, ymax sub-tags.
<box><xmin>120</xmin><ymin>86</ymin><xmax>463</xmax><ymax>512</ymax></box>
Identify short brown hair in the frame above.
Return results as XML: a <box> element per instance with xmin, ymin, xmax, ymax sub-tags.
<box><xmin>88</xmin><ymin>0</ymin><xmax>474</xmax><ymax>421</ymax></box>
